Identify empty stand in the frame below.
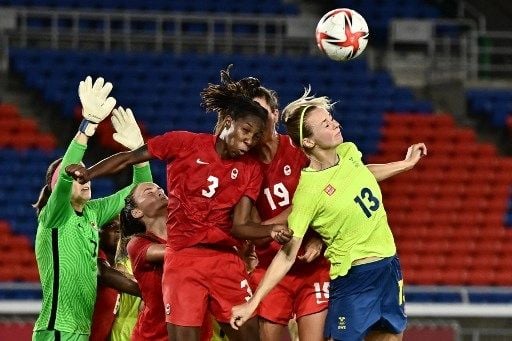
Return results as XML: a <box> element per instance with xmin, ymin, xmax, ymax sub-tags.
<box><xmin>0</xmin><ymin>221</ymin><xmax>39</xmax><ymax>282</ymax></box>
<box><xmin>9</xmin><ymin>48</ymin><xmax>433</xmax><ymax>157</ymax></box>
<box><xmin>0</xmin><ymin>0</ymin><xmax>298</xmax><ymax>15</ymax></box>
<box><xmin>5</xmin><ymin>48</ymin><xmax>512</xmax><ymax>291</ymax></box>
<box><xmin>370</xmin><ymin>113</ymin><xmax>512</xmax><ymax>286</ymax></box>
<box><xmin>334</xmin><ymin>0</ymin><xmax>441</xmax><ymax>43</ymax></box>
<box><xmin>0</xmin><ymin>104</ymin><xmax>56</xmax><ymax>150</ymax></box>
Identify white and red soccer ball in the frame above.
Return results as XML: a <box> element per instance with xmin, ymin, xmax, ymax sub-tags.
<box><xmin>315</xmin><ymin>8</ymin><xmax>369</xmax><ymax>61</ymax></box>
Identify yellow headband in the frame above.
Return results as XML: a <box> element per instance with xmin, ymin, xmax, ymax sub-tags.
<box><xmin>299</xmin><ymin>105</ymin><xmax>311</xmax><ymax>147</ymax></box>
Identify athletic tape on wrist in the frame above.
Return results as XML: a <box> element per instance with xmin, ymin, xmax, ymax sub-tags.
<box><xmin>78</xmin><ymin>119</ymin><xmax>98</xmax><ymax>137</ymax></box>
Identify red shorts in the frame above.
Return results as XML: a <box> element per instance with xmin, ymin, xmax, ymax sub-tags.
<box><xmin>249</xmin><ymin>262</ymin><xmax>330</xmax><ymax>325</ymax></box>
<box><xmin>163</xmin><ymin>246</ymin><xmax>253</xmax><ymax>326</ymax></box>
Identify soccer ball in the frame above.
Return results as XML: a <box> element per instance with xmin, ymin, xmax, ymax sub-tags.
<box><xmin>315</xmin><ymin>8</ymin><xmax>369</xmax><ymax>61</ymax></box>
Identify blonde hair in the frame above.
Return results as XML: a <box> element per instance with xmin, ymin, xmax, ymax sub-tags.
<box><xmin>282</xmin><ymin>86</ymin><xmax>334</xmax><ymax>148</ymax></box>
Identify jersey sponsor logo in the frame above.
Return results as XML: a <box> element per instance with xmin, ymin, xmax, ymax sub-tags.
<box><xmin>283</xmin><ymin>165</ymin><xmax>291</xmax><ymax>176</ymax></box>
<box><xmin>338</xmin><ymin>316</ymin><xmax>347</xmax><ymax>330</ymax></box>
<box><xmin>196</xmin><ymin>158</ymin><xmax>209</xmax><ymax>165</ymax></box>
<box><xmin>324</xmin><ymin>184</ymin><xmax>336</xmax><ymax>196</ymax></box>
<box><xmin>231</xmin><ymin>168</ymin><xmax>239</xmax><ymax>179</ymax></box>
<box><xmin>348</xmin><ymin>156</ymin><xmax>360</xmax><ymax>167</ymax></box>
<box><xmin>165</xmin><ymin>303</ymin><xmax>171</xmax><ymax>315</ymax></box>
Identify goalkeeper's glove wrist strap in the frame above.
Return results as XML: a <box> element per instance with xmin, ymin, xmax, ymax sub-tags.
<box><xmin>133</xmin><ymin>139</ymin><xmax>144</xmax><ymax>150</ymax></box>
<box><xmin>78</xmin><ymin>119</ymin><xmax>98</xmax><ymax>137</ymax></box>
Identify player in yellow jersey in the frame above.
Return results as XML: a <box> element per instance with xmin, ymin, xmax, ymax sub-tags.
<box><xmin>230</xmin><ymin>88</ymin><xmax>427</xmax><ymax>341</ymax></box>
<box><xmin>110</xmin><ymin>238</ymin><xmax>142</xmax><ymax>341</ymax></box>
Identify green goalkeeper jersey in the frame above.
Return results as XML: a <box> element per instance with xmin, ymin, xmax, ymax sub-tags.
<box><xmin>288</xmin><ymin>142</ymin><xmax>396</xmax><ymax>279</ymax></box>
<box><xmin>34</xmin><ymin>140</ymin><xmax>152</xmax><ymax>335</ymax></box>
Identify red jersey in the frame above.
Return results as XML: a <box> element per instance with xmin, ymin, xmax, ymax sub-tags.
<box><xmin>127</xmin><ymin>233</ymin><xmax>167</xmax><ymax>341</ymax></box>
<box><xmin>256</xmin><ymin>135</ymin><xmax>308</xmax><ymax>220</ymax></box>
<box><xmin>255</xmin><ymin>134</ymin><xmax>327</xmax><ymax>271</ymax></box>
<box><xmin>90</xmin><ymin>249</ymin><xmax>118</xmax><ymax>341</ymax></box>
<box><xmin>147</xmin><ymin>131</ymin><xmax>263</xmax><ymax>250</ymax></box>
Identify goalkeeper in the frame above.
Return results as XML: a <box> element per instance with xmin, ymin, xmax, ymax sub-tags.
<box><xmin>32</xmin><ymin>76</ymin><xmax>152</xmax><ymax>341</ymax></box>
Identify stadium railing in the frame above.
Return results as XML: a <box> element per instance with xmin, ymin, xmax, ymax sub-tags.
<box><xmin>388</xmin><ymin>18</ymin><xmax>512</xmax><ymax>85</ymax></box>
<box><xmin>3</xmin><ymin>283</ymin><xmax>512</xmax><ymax>315</ymax></box>
<box><xmin>0</xmin><ymin>6</ymin><xmax>319</xmax><ymax>72</ymax></box>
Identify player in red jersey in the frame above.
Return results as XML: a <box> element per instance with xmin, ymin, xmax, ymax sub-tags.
<box><xmin>119</xmin><ymin>181</ymin><xmax>171</xmax><ymax>340</ymax></box>
<box><xmin>224</xmin><ymin>67</ymin><xmax>425</xmax><ymax>341</ymax></box>
<box><xmin>119</xmin><ymin>181</ymin><xmax>213</xmax><ymax>341</ymax></box>
<box><xmin>221</xmin><ymin>67</ymin><xmax>330</xmax><ymax>341</ymax></box>
<box><xmin>90</xmin><ymin>218</ymin><xmax>122</xmax><ymax>341</ymax></box>
<box><xmin>66</xmin><ymin>77</ymin><xmax>293</xmax><ymax>341</ymax></box>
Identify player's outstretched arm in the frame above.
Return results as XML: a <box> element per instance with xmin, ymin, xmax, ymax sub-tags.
<box><xmin>77</xmin><ymin>76</ymin><xmax>117</xmax><ymax>139</ymax></box>
<box><xmin>262</xmin><ymin>206</ymin><xmax>292</xmax><ymax>225</ymax></box>
<box><xmin>230</xmin><ymin>236</ymin><xmax>303</xmax><ymax>330</ymax></box>
<box><xmin>66</xmin><ymin>146</ymin><xmax>152</xmax><ymax>184</ymax></box>
<box><xmin>40</xmin><ymin>76</ymin><xmax>116</xmax><ymax>222</ymax></box>
<box><xmin>366</xmin><ymin>142</ymin><xmax>427</xmax><ymax>182</ymax></box>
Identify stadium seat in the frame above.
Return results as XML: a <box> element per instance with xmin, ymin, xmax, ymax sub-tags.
<box><xmin>378</xmin><ymin>113</ymin><xmax>512</xmax><ymax>287</ymax></box>
<box><xmin>4</xmin><ymin>46</ymin><xmax>512</xmax><ymax>293</ymax></box>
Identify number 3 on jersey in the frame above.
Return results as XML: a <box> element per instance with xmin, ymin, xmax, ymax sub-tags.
<box><xmin>202</xmin><ymin>175</ymin><xmax>219</xmax><ymax>198</ymax></box>
<box><xmin>263</xmin><ymin>182</ymin><xmax>290</xmax><ymax>210</ymax></box>
<box><xmin>354</xmin><ymin>187</ymin><xmax>380</xmax><ymax>218</ymax></box>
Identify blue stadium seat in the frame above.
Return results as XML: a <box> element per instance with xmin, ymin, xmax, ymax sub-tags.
<box><xmin>9</xmin><ymin>47</ymin><xmax>438</xmax><ymax>180</ymax></box>
<box><xmin>467</xmin><ymin>89</ymin><xmax>512</xmax><ymax>127</ymax></box>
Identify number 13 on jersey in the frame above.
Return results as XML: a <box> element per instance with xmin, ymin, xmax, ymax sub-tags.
<box><xmin>354</xmin><ymin>187</ymin><xmax>380</xmax><ymax>218</ymax></box>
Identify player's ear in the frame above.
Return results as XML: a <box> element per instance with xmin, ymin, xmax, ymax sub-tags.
<box><xmin>302</xmin><ymin>137</ymin><xmax>315</xmax><ymax>149</ymax></box>
<box><xmin>224</xmin><ymin>116</ymin><xmax>233</xmax><ymax>129</ymax></box>
<box><xmin>130</xmin><ymin>208</ymin><xmax>143</xmax><ymax>219</ymax></box>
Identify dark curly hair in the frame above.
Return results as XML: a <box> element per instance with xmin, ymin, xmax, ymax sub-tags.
<box><xmin>201</xmin><ymin>65</ymin><xmax>270</xmax><ymax>135</ymax></box>
<box><xmin>221</xmin><ymin>64</ymin><xmax>279</xmax><ymax>112</ymax></box>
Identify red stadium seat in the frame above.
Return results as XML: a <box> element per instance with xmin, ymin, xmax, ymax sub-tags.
<box><xmin>0</xmin><ymin>103</ymin><xmax>21</xmax><ymax>117</ymax></box>
<box><xmin>454</xmin><ymin>128</ymin><xmax>476</xmax><ymax>143</ymax></box>
<box><xmin>410</xmin><ymin>269</ymin><xmax>443</xmax><ymax>285</ymax></box>
<box><xmin>471</xmin><ymin>254</ymin><xmax>500</xmax><ymax>269</ymax></box>
<box><xmin>381</xmin><ymin>113</ymin><xmax>512</xmax><ymax>286</ymax></box>
<box><xmin>494</xmin><ymin>271</ymin><xmax>512</xmax><ymax>286</ymax></box>
<box><xmin>418</xmin><ymin>255</ymin><xmax>446</xmax><ymax>269</ymax></box>
<box><xmin>467</xmin><ymin>269</ymin><xmax>496</xmax><ymax>286</ymax></box>
<box><xmin>446</xmin><ymin>254</ymin><xmax>473</xmax><ymax>270</ymax></box>
<box><xmin>438</xmin><ymin>270</ymin><xmax>468</xmax><ymax>285</ymax></box>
